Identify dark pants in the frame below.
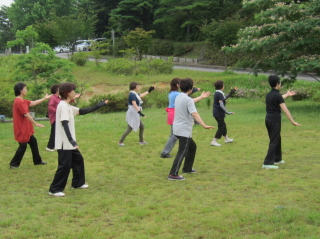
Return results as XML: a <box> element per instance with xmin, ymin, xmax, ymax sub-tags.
<box><xmin>169</xmin><ymin>136</ymin><xmax>197</xmax><ymax>176</ymax></box>
<box><xmin>119</xmin><ymin>120</ymin><xmax>144</xmax><ymax>143</ymax></box>
<box><xmin>49</xmin><ymin>149</ymin><xmax>85</xmax><ymax>193</ymax></box>
<box><xmin>10</xmin><ymin>135</ymin><xmax>42</xmax><ymax>167</ymax></box>
<box><xmin>264</xmin><ymin>120</ymin><xmax>282</xmax><ymax>165</ymax></box>
<box><xmin>47</xmin><ymin>121</ymin><xmax>56</xmax><ymax>149</ymax></box>
<box><xmin>214</xmin><ymin>117</ymin><xmax>227</xmax><ymax>139</ymax></box>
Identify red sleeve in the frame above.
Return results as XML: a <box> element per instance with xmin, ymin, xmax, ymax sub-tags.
<box><xmin>17</xmin><ymin>99</ymin><xmax>30</xmax><ymax>115</ymax></box>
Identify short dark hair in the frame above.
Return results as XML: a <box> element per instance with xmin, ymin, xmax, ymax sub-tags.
<box><xmin>268</xmin><ymin>75</ymin><xmax>281</xmax><ymax>88</ymax></box>
<box><xmin>50</xmin><ymin>84</ymin><xmax>60</xmax><ymax>94</ymax></box>
<box><xmin>59</xmin><ymin>82</ymin><xmax>76</xmax><ymax>100</ymax></box>
<box><xmin>179</xmin><ymin>78</ymin><xmax>193</xmax><ymax>93</ymax></box>
<box><xmin>214</xmin><ymin>80</ymin><xmax>224</xmax><ymax>90</ymax></box>
<box><xmin>170</xmin><ymin>78</ymin><xmax>180</xmax><ymax>92</ymax></box>
<box><xmin>14</xmin><ymin>82</ymin><xmax>26</xmax><ymax>96</ymax></box>
<box><xmin>129</xmin><ymin>82</ymin><xmax>138</xmax><ymax>90</ymax></box>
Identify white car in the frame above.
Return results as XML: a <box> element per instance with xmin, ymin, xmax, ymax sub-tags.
<box><xmin>76</xmin><ymin>41</ymin><xmax>92</xmax><ymax>51</ymax></box>
<box><xmin>53</xmin><ymin>46</ymin><xmax>70</xmax><ymax>53</ymax></box>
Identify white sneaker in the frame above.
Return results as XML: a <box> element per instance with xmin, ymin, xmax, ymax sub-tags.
<box><xmin>274</xmin><ymin>160</ymin><xmax>285</xmax><ymax>164</ymax></box>
<box><xmin>262</xmin><ymin>165</ymin><xmax>279</xmax><ymax>169</ymax></box>
<box><xmin>210</xmin><ymin>141</ymin><xmax>221</xmax><ymax>146</ymax></box>
<box><xmin>224</xmin><ymin>138</ymin><xmax>234</xmax><ymax>143</ymax></box>
<box><xmin>48</xmin><ymin>192</ymin><xmax>65</xmax><ymax>197</ymax></box>
<box><xmin>72</xmin><ymin>184</ymin><xmax>89</xmax><ymax>189</ymax></box>
<box><xmin>118</xmin><ymin>142</ymin><xmax>125</xmax><ymax>146</ymax></box>
<box><xmin>46</xmin><ymin>147</ymin><xmax>55</xmax><ymax>152</ymax></box>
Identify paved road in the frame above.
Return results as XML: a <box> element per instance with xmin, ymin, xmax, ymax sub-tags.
<box><xmin>57</xmin><ymin>53</ymin><xmax>319</xmax><ymax>82</ymax></box>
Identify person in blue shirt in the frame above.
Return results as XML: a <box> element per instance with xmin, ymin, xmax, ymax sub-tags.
<box><xmin>118</xmin><ymin>82</ymin><xmax>155</xmax><ymax>146</ymax></box>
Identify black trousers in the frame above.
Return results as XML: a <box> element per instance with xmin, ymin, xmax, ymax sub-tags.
<box><xmin>47</xmin><ymin>121</ymin><xmax>56</xmax><ymax>149</ymax></box>
<box><xmin>264</xmin><ymin>120</ymin><xmax>282</xmax><ymax>165</ymax></box>
<box><xmin>214</xmin><ymin>117</ymin><xmax>227</xmax><ymax>139</ymax></box>
<box><xmin>10</xmin><ymin>135</ymin><xmax>42</xmax><ymax>167</ymax></box>
<box><xmin>49</xmin><ymin>149</ymin><xmax>85</xmax><ymax>193</ymax></box>
<box><xmin>169</xmin><ymin>136</ymin><xmax>197</xmax><ymax>176</ymax></box>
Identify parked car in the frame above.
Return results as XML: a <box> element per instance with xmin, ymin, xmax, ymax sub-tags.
<box><xmin>75</xmin><ymin>41</ymin><xmax>92</xmax><ymax>51</ymax></box>
<box><xmin>53</xmin><ymin>45</ymin><xmax>70</xmax><ymax>53</ymax></box>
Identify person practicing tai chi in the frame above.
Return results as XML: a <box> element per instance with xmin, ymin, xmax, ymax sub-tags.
<box><xmin>168</xmin><ymin>78</ymin><xmax>214</xmax><ymax>181</ymax></box>
<box><xmin>9</xmin><ymin>82</ymin><xmax>52</xmax><ymax>169</ymax></box>
<box><xmin>160</xmin><ymin>77</ymin><xmax>210</xmax><ymax>158</ymax></box>
<box><xmin>118</xmin><ymin>82</ymin><xmax>155</xmax><ymax>146</ymax></box>
<box><xmin>211</xmin><ymin>80</ymin><xmax>237</xmax><ymax>147</ymax></box>
<box><xmin>48</xmin><ymin>82</ymin><xmax>108</xmax><ymax>197</ymax></box>
<box><xmin>46</xmin><ymin>84</ymin><xmax>80</xmax><ymax>152</ymax></box>
<box><xmin>262</xmin><ymin>75</ymin><xmax>301</xmax><ymax>169</ymax></box>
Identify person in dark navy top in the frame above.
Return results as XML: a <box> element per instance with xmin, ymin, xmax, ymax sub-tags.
<box><xmin>262</xmin><ymin>75</ymin><xmax>301</xmax><ymax>169</ymax></box>
<box><xmin>211</xmin><ymin>80</ymin><xmax>237</xmax><ymax>146</ymax></box>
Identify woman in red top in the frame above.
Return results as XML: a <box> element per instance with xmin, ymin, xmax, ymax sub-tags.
<box><xmin>10</xmin><ymin>82</ymin><xmax>52</xmax><ymax>169</ymax></box>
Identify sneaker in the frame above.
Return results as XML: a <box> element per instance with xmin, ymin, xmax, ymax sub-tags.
<box><xmin>34</xmin><ymin>161</ymin><xmax>47</xmax><ymax>165</ymax></box>
<box><xmin>168</xmin><ymin>175</ymin><xmax>185</xmax><ymax>180</ymax></box>
<box><xmin>210</xmin><ymin>141</ymin><xmax>221</xmax><ymax>146</ymax></box>
<box><xmin>274</xmin><ymin>160</ymin><xmax>285</xmax><ymax>164</ymax></box>
<box><xmin>46</xmin><ymin>147</ymin><xmax>55</xmax><ymax>152</ymax></box>
<box><xmin>224</xmin><ymin>138</ymin><xmax>234</xmax><ymax>143</ymax></box>
<box><xmin>10</xmin><ymin>165</ymin><xmax>19</xmax><ymax>169</ymax></box>
<box><xmin>182</xmin><ymin>169</ymin><xmax>197</xmax><ymax>174</ymax></box>
<box><xmin>72</xmin><ymin>184</ymin><xmax>89</xmax><ymax>189</ymax></box>
<box><xmin>118</xmin><ymin>142</ymin><xmax>125</xmax><ymax>146</ymax></box>
<box><xmin>262</xmin><ymin>165</ymin><xmax>279</xmax><ymax>169</ymax></box>
<box><xmin>160</xmin><ymin>154</ymin><xmax>173</xmax><ymax>158</ymax></box>
<box><xmin>139</xmin><ymin>141</ymin><xmax>148</xmax><ymax>145</ymax></box>
<box><xmin>48</xmin><ymin>192</ymin><xmax>65</xmax><ymax>197</ymax></box>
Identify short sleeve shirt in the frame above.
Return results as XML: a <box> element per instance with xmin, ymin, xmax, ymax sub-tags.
<box><xmin>173</xmin><ymin>93</ymin><xmax>197</xmax><ymax>138</ymax></box>
<box><xmin>13</xmin><ymin>98</ymin><xmax>34</xmax><ymax>143</ymax></box>
<box><xmin>265</xmin><ymin>89</ymin><xmax>284</xmax><ymax>122</ymax></box>
<box><xmin>55</xmin><ymin>101</ymin><xmax>79</xmax><ymax>150</ymax></box>
<box><xmin>168</xmin><ymin>91</ymin><xmax>180</xmax><ymax>108</ymax></box>
<box><xmin>213</xmin><ymin>91</ymin><xmax>226</xmax><ymax>118</ymax></box>
<box><xmin>128</xmin><ymin>92</ymin><xmax>140</xmax><ymax>106</ymax></box>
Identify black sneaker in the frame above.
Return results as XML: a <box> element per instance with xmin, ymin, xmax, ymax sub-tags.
<box><xmin>160</xmin><ymin>154</ymin><xmax>173</xmax><ymax>158</ymax></box>
<box><xmin>182</xmin><ymin>169</ymin><xmax>197</xmax><ymax>174</ymax></box>
<box><xmin>168</xmin><ymin>175</ymin><xmax>185</xmax><ymax>180</ymax></box>
<box><xmin>35</xmin><ymin>161</ymin><xmax>47</xmax><ymax>165</ymax></box>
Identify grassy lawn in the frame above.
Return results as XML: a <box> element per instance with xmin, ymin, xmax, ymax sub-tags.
<box><xmin>1</xmin><ymin>97</ymin><xmax>320</xmax><ymax>238</ymax></box>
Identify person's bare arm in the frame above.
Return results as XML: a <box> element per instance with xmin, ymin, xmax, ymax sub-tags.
<box><xmin>280</xmin><ymin>103</ymin><xmax>301</xmax><ymax>126</ymax></box>
<box><xmin>193</xmin><ymin>91</ymin><xmax>211</xmax><ymax>103</ymax></box>
<box><xmin>24</xmin><ymin>113</ymin><xmax>44</xmax><ymax>127</ymax></box>
<box><xmin>29</xmin><ymin>94</ymin><xmax>52</xmax><ymax>107</ymax></box>
<box><xmin>191</xmin><ymin>111</ymin><xmax>214</xmax><ymax>129</ymax></box>
<box><xmin>282</xmin><ymin>89</ymin><xmax>296</xmax><ymax>99</ymax></box>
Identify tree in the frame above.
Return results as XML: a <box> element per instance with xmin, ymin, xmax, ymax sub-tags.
<box><xmin>229</xmin><ymin>0</ymin><xmax>320</xmax><ymax>82</ymax></box>
<box><xmin>50</xmin><ymin>13</ymin><xmax>96</xmax><ymax>55</ymax></box>
<box><xmin>12</xmin><ymin>42</ymin><xmax>74</xmax><ymax>98</ymax></box>
<box><xmin>7</xmin><ymin>0</ymin><xmax>75</xmax><ymax>31</ymax></box>
<box><xmin>91</xmin><ymin>41</ymin><xmax>109</xmax><ymax>66</ymax></box>
<box><xmin>124</xmin><ymin>28</ymin><xmax>155</xmax><ymax>60</ymax></box>
<box><xmin>109</xmin><ymin>0</ymin><xmax>159</xmax><ymax>35</ymax></box>
<box><xmin>201</xmin><ymin>17</ymin><xmax>244</xmax><ymax>70</ymax></box>
<box><xmin>0</xmin><ymin>6</ymin><xmax>14</xmax><ymax>50</ymax></box>
<box><xmin>7</xmin><ymin>26</ymin><xmax>39</xmax><ymax>53</ymax></box>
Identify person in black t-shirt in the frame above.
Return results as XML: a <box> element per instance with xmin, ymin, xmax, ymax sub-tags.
<box><xmin>211</xmin><ymin>80</ymin><xmax>237</xmax><ymax>146</ymax></box>
<box><xmin>262</xmin><ymin>75</ymin><xmax>301</xmax><ymax>169</ymax></box>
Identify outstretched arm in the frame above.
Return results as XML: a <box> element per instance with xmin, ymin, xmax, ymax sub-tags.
<box><xmin>79</xmin><ymin>100</ymin><xmax>108</xmax><ymax>115</ymax></box>
<box><xmin>24</xmin><ymin>113</ymin><xmax>44</xmax><ymax>127</ymax></box>
<box><xmin>61</xmin><ymin>120</ymin><xmax>78</xmax><ymax>148</ymax></box>
<box><xmin>225</xmin><ymin>87</ymin><xmax>237</xmax><ymax>99</ymax></box>
<box><xmin>219</xmin><ymin>101</ymin><xmax>234</xmax><ymax>115</ymax></box>
<box><xmin>280</xmin><ymin>103</ymin><xmax>301</xmax><ymax>126</ymax></box>
<box><xmin>193</xmin><ymin>91</ymin><xmax>211</xmax><ymax>103</ymax></box>
<box><xmin>191</xmin><ymin>112</ymin><xmax>214</xmax><ymax>129</ymax></box>
<box><xmin>282</xmin><ymin>89</ymin><xmax>296</xmax><ymax>99</ymax></box>
<box><xmin>140</xmin><ymin>86</ymin><xmax>155</xmax><ymax>98</ymax></box>
<box><xmin>29</xmin><ymin>94</ymin><xmax>52</xmax><ymax>107</ymax></box>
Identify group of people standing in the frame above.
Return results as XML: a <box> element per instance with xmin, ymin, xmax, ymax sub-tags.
<box><xmin>8</xmin><ymin>74</ymin><xmax>301</xmax><ymax>195</ymax></box>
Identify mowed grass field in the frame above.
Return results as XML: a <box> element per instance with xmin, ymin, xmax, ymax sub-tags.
<box><xmin>1</xmin><ymin>96</ymin><xmax>320</xmax><ymax>238</ymax></box>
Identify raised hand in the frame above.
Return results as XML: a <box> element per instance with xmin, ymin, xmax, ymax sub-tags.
<box><xmin>75</xmin><ymin>93</ymin><xmax>81</xmax><ymax>99</ymax></box>
<box><xmin>201</xmin><ymin>91</ymin><xmax>211</xmax><ymax>99</ymax></box>
<box><xmin>286</xmin><ymin>89</ymin><xmax>296</xmax><ymax>97</ymax></box>
<box><xmin>44</xmin><ymin>94</ymin><xmax>53</xmax><ymax>99</ymax></box>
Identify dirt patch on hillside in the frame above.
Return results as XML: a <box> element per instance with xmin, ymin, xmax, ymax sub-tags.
<box><xmin>80</xmin><ymin>82</ymin><xmax>170</xmax><ymax>101</ymax></box>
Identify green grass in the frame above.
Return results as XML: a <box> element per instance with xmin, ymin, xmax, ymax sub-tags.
<box><xmin>1</xmin><ymin>98</ymin><xmax>320</xmax><ymax>238</ymax></box>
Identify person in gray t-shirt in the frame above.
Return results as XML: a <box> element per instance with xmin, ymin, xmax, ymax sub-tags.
<box><xmin>168</xmin><ymin>78</ymin><xmax>214</xmax><ymax>181</ymax></box>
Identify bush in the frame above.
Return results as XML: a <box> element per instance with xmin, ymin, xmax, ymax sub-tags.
<box><xmin>291</xmin><ymin>88</ymin><xmax>313</xmax><ymax>101</ymax></box>
<box><xmin>233</xmin><ymin>88</ymin><xmax>265</xmax><ymax>99</ymax></box>
<box><xmin>70</xmin><ymin>52</ymin><xmax>88</xmax><ymax>66</ymax></box>
<box><xmin>105</xmin><ymin>58</ymin><xmax>173</xmax><ymax>75</ymax></box>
